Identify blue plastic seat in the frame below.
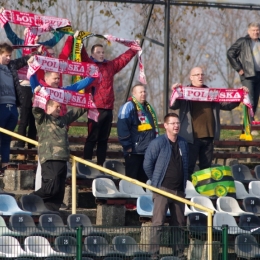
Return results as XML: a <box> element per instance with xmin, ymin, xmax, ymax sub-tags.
<box><xmin>19</xmin><ymin>194</ymin><xmax>59</xmax><ymax>216</ymax></box>
<box><xmin>137</xmin><ymin>195</ymin><xmax>170</xmax><ymax>218</ymax></box>
<box><xmin>231</xmin><ymin>164</ymin><xmax>256</xmax><ymax>183</ymax></box>
<box><xmin>9</xmin><ymin>214</ymin><xmax>47</xmax><ymax>236</ymax></box>
<box><xmin>84</xmin><ymin>236</ymin><xmax>122</xmax><ymax>257</ymax></box>
<box><xmin>76</xmin><ymin>162</ymin><xmax>105</xmax><ymax>179</ymax></box>
<box><xmin>0</xmin><ymin>194</ymin><xmax>31</xmax><ymax>216</ymax></box>
<box><xmin>54</xmin><ymin>236</ymin><xmax>77</xmax><ymax>255</ymax></box>
<box><xmin>137</xmin><ymin>195</ymin><xmax>153</xmax><ymax>217</ymax></box>
<box><xmin>235</xmin><ymin>234</ymin><xmax>260</xmax><ymax>259</ymax></box>
<box><xmin>112</xmin><ymin>235</ymin><xmax>151</xmax><ymax>257</ymax></box>
<box><xmin>39</xmin><ymin>214</ymin><xmax>74</xmax><ymax>236</ymax></box>
<box><xmin>103</xmin><ymin>160</ymin><xmax>125</xmax><ymax>179</ymax></box>
<box><xmin>238</xmin><ymin>214</ymin><xmax>260</xmax><ymax>234</ymax></box>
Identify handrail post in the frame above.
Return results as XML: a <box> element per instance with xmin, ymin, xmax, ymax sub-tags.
<box><xmin>222</xmin><ymin>225</ymin><xmax>228</xmax><ymax>260</ymax></box>
<box><xmin>72</xmin><ymin>158</ymin><xmax>77</xmax><ymax>214</ymax></box>
<box><xmin>76</xmin><ymin>226</ymin><xmax>82</xmax><ymax>260</ymax></box>
<box><xmin>207</xmin><ymin>212</ymin><xmax>213</xmax><ymax>260</ymax></box>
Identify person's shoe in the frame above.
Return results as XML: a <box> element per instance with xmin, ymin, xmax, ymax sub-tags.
<box><xmin>251</xmin><ymin>130</ymin><xmax>259</xmax><ymax>136</ymax></box>
<box><xmin>59</xmin><ymin>203</ymin><xmax>68</xmax><ymax>210</ymax></box>
<box><xmin>16</xmin><ymin>154</ymin><xmax>26</xmax><ymax>160</ymax></box>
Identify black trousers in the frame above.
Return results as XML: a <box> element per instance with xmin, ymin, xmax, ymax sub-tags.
<box><xmin>83</xmin><ymin>109</ymin><xmax>113</xmax><ymax>166</ymax></box>
<box><xmin>188</xmin><ymin>137</ymin><xmax>214</xmax><ymax>178</ymax></box>
<box><xmin>124</xmin><ymin>154</ymin><xmax>148</xmax><ymax>183</ymax></box>
<box><xmin>150</xmin><ymin>187</ymin><xmax>186</xmax><ymax>257</ymax></box>
<box><xmin>17</xmin><ymin>87</ymin><xmax>37</xmax><ymax>149</ymax></box>
<box><xmin>34</xmin><ymin>160</ymin><xmax>67</xmax><ymax>211</ymax></box>
<box><xmin>240</xmin><ymin>72</ymin><xmax>260</xmax><ymax>116</ymax></box>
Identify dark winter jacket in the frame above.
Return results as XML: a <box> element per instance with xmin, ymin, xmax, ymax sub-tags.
<box><xmin>227</xmin><ymin>35</ymin><xmax>259</xmax><ymax>78</ymax></box>
<box><xmin>143</xmin><ymin>134</ymin><xmax>189</xmax><ymax>191</ymax></box>
<box><xmin>117</xmin><ymin>101</ymin><xmax>157</xmax><ymax>155</ymax></box>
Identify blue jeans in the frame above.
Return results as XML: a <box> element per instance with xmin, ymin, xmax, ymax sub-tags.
<box><xmin>0</xmin><ymin>104</ymin><xmax>18</xmax><ymax>163</ymax></box>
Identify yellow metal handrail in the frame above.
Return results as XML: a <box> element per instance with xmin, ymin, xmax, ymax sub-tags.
<box><xmin>0</xmin><ymin>127</ymin><xmax>214</xmax><ymax>260</ymax></box>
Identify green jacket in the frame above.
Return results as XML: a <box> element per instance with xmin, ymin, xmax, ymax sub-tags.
<box><xmin>33</xmin><ymin>107</ymin><xmax>86</xmax><ymax>164</ymax></box>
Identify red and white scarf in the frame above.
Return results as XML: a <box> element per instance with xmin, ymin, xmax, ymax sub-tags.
<box><xmin>104</xmin><ymin>35</ymin><xmax>147</xmax><ymax>84</ymax></box>
<box><xmin>33</xmin><ymin>87</ymin><xmax>99</xmax><ymax>122</ymax></box>
<box><xmin>170</xmin><ymin>86</ymin><xmax>253</xmax><ymax>114</ymax></box>
<box><xmin>0</xmin><ymin>9</ymin><xmax>70</xmax><ymax>31</ymax></box>
<box><xmin>27</xmin><ymin>55</ymin><xmax>100</xmax><ymax>79</ymax></box>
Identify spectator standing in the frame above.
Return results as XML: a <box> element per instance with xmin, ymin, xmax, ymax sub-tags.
<box><xmin>227</xmin><ymin>22</ymin><xmax>260</xmax><ymax>127</ymax></box>
<box><xmin>0</xmin><ymin>43</ymin><xmax>35</xmax><ymax>174</ymax></box>
<box><xmin>170</xmin><ymin>66</ymin><xmax>243</xmax><ymax>177</ymax></box>
<box><xmin>143</xmin><ymin>113</ymin><xmax>188</xmax><ymax>260</ymax></box>
<box><xmin>32</xmin><ymin>86</ymin><xmax>87</xmax><ymax>211</ymax></box>
<box><xmin>79</xmin><ymin>40</ymin><xmax>138</xmax><ymax>165</ymax></box>
<box><xmin>117</xmin><ymin>84</ymin><xmax>158</xmax><ymax>182</ymax></box>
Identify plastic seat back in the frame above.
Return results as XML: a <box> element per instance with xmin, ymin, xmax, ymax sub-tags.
<box><xmin>92</xmin><ymin>178</ymin><xmax>129</xmax><ymax>198</ymax></box>
<box><xmin>77</xmin><ymin>162</ymin><xmax>105</xmax><ymax>178</ymax></box>
<box><xmin>24</xmin><ymin>235</ymin><xmax>65</xmax><ymax>257</ymax></box>
<box><xmin>0</xmin><ymin>236</ymin><xmax>26</xmax><ymax>256</ymax></box>
<box><xmin>235</xmin><ymin>234</ymin><xmax>260</xmax><ymax>259</ymax></box>
<box><xmin>119</xmin><ymin>180</ymin><xmax>146</xmax><ymax>198</ymax></box>
<box><xmin>235</xmin><ymin>181</ymin><xmax>251</xmax><ymax>199</ymax></box>
<box><xmin>103</xmin><ymin>160</ymin><xmax>125</xmax><ymax>176</ymax></box>
<box><xmin>185</xmin><ymin>180</ymin><xmax>202</xmax><ymax>198</ymax></box>
<box><xmin>112</xmin><ymin>235</ymin><xmax>141</xmax><ymax>256</ymax></box>
<box><xmin>216</xmin><ymin>197</ymin><xmax>247</xmax><ymax>216</ymax></box>
<box><xmin>187</xmin><ymin>212</ymin><xmax>207</xmax><ymax>233</ymax></box>
<box><xmin>137</xmin><ymin>195</ymin><xmax>153</xmax><ymax>217</ymax></box>
<box><xmin>39</xmin><ymin>214</ymin><xmax>66</xmax><ymax>235</ymax></box>
<box><xmin>231</xmin><ymin>164</ymin><xmax>256</xmax><ymax>183</ymax></box>
<box><xmin>242</xmin><ymin>197</ymin><xmax>260</xmax><ymax>215</ymax></box>
<box><xmin>238</xmin><ymin>214</ymin><xmax>260</xmax><ymax>232</ymax></box>
<box><xmin>190</xmin><ymin>196</ymin><xmax>216</xmax><ymax>213</ymax></box>
<box><xmin>213</xmin><ymin>212</ymin><xmax>249</xmax><ymax>234</ymax></box>
<box><xmin>55</xmin><ymin>236</ymin><xmax>76</xmax><ymax>254</ymax></box>
<box><xmin>67</xmin><ymin>214</ymin><xmax>94</xmax><ymax>235</ymax></box>
<box><xmin>0</xmin><ymin>194</ymin><xmax>31</xmax><ymax>216</ymax></box>
<box><xmin>249</xmin><ymin>181</ymin><xmax>260</xmax><ymax>197</ymax></box>
<box><xmin>254</xmin><ymin>165</ymin><xmax>260</xmax><ymax>180</ymax></box>
<box><xmin>20</xmin><ymin>194</ymin><xmax>57</xmax><ymax>215</ymax></box>
<box><xmin>9</xmin><ymin>214</ymin><xmax>37</xmax><ymax>234</ymax></box>
<box><xmin>84</xmin><ymin>236</ymin><xmax>111</xmax><ymax>256</ymax></box>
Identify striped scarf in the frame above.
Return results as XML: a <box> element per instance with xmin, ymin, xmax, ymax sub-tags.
<box><xmin>130</xmin><ymin>96</ymin><xmax>159</xmax><ymax>137</ymax></box>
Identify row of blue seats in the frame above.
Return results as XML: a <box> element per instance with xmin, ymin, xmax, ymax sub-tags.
<box><xmin>187</xmin><ymin>212</ymin><xmax>260</xmax><ymax>235</ymax></box>
<box><xmin>0</xmin><ymin>234</ymin><xmax>152</xmax><ymax>258</ymax></box>
<box><xmin>0</xmin><ymin>213</ymin><xmax>95</xmax><ymax>236</ymax></box>
<box><xmin>137</xmin><ymin>194</ymin><xmax>260</xmax><ymax>217</ymax></box>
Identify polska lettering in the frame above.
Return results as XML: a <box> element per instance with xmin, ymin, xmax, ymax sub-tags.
<box><xmin>27</xmin><ymin>56</ymin><xmax>99</xmax><ymax>78</ymax></box>
<box><xmin>0</xmin><ymin>9</ymin><xmax>70</xmax><ymax>30</ymax></box>
<box><xmin>170</xmin><ymin>86</ymin><xmax>252</xmax><ymax>109</ymax></box>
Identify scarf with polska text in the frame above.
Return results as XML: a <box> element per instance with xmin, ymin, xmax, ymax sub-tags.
<box><xmin>105</xmin><ymin>35</ymin><xmax>146</xmax><ymax>85</ymax></box>
<box><xmin>27</xmin><ymin>55</ymin><xmax>100</xmax><ymax>79</ymax></box>
<box><xmin>130</xmin><ymin>96</ymin><xmax>159</xmax><ymax>137</ymax></box>
<box><xmin>0</xmin><ymin>9</ymin><xmax>70</xmax><ymax>31</ymax></box>
<box><xmin>170</xmin><ymin>85</ymin><xmax>253</xmax><ymax>115</ymax></box>
<box><xmin>33</xmin><ymin>87</ymin><xmax>99</xmax><ymax>122</ymax></box>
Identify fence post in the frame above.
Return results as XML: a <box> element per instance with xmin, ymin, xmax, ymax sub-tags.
<box><xmin>76</xmin><ymin>226</ymin><xmax>83</xmax><ymax>260</ymax></box>
<box><xmin>222</xmin><ymin>224</ymin><xmax>228</xmax><ymax>260</ymax></box>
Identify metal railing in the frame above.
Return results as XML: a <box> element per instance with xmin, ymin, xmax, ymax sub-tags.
<box><xmin>0</xmin><ymin>127</ymin><xmax>215</xmax><ymax>260</ymax></box>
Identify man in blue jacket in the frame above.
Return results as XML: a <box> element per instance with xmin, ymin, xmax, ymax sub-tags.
<box><xmin>143</xmin><ymin>112</ymin><xmax>188</xmax><ymax>260</ymax></box>
<box><xmin>117</xmin><ymin>84</ymin><xmax>158</xmax><ymax>182</ymax></box>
